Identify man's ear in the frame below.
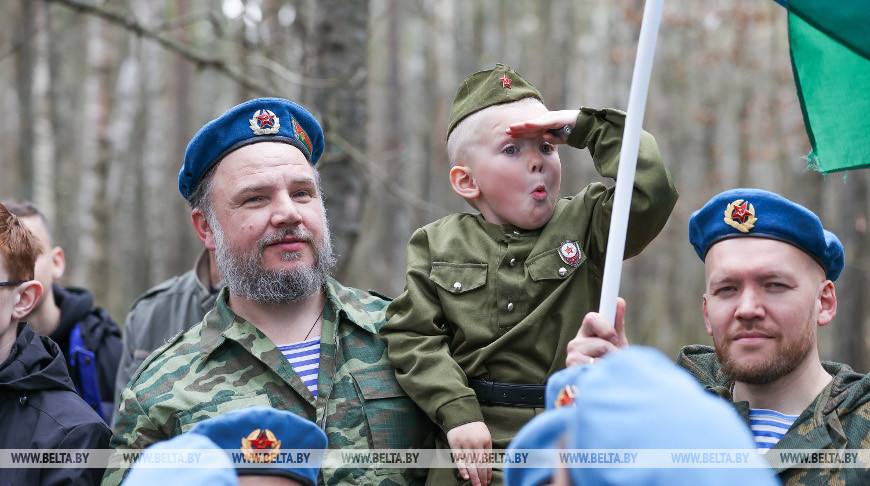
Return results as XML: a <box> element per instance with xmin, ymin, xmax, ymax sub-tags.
<box><xmin>50</xmin><ymin>246</ymin><xmax>65</xmax><ymax>280</ymax></box>
<box><xmin>449</xmin><ymin>165</ymin><xmax>480</xmax><ymax>200</ymax></box>
<box><xmin>191</xmin><ymin>210</ymin><xmax>216</xmax><ymax>251</ymax></box>
<box><xmin>12</xmin><ymin>281</ymin><xmax>43</xmax><ymax>320</ymax></box>
<box><xmin>702</xmin><ymin>295</ymin><xmax>713</xmax><ymax>336</ymax></box>
<box><xmin>817</xmin><ymin>281</ymin><xmax>837</xmax><ymax>327</ymax></box>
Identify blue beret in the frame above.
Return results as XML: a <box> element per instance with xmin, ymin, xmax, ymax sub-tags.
<box><xmin>189</xmin><ymin>406</ymin><xmax>327</xmax><ymax>486</ymax></box>
<box><xmin>179</xmin><ymin>97</ymin><xmax>325</xmax><ymax>201</ymax></box>
<box><xmin>123</xmin><ymin>433</ymin><xmax>238</xmax><ymax>486</ymax></box>
<box><xmin>505</xmin><ymin>347</ymin><xmax>779</xmax><ymax>486</ymax></box>
<box><xmin>689</xmin><ymin>188</ymin><xmax>844</xmax><ymax>281</ymax></box>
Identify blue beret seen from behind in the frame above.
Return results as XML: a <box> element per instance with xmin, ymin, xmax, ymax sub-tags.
<box><xmin>189</xmin><ymin>406</ymin><xmax>327</xmax><ymax>486</ymax></box>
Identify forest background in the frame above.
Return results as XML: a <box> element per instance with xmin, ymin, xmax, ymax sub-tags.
<box><xmin>2</xmin><ymin>0</ymin><xmax>868</xmax><ymax>371</ymax></box>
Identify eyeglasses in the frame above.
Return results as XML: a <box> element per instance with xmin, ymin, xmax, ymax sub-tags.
<box><xmin>0</xmin><ymin>281</ymin><xmax>26</xmax><ymax>287</ymax></box>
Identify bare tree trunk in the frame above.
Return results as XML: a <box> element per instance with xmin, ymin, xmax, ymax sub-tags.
<box><xmin>306</xmin><ymin>0</ymin><xmax>369</xmax><ymax>282</ymax></box>
<box><xmin>13</xmin><ymin>0</ymin><xmax>36</xmax><ymax>200</ymax></box>
<box><xmin>32</xmin><ymin>2</ymin><xmax>57</xmax><ymax>222</ymax></box>
<box><xmin>833</xmin><ymin>173</ymin><xmax>869</xmax><ymax>373</ymax></box>
<box><xmin>75</xmin><ymin>13</ymin><xmax>114</xmax><ymax>291</ymax></box>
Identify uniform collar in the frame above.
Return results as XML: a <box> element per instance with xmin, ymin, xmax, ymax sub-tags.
<box><xmin>473</xmin><ymin>213</ymin><xmax>543</xmax><ymax>243</ymax></box>
<box><xmin>199</xmin><ymin>278</ymin><xmax>379</xmax><ymax>360</ymax></box>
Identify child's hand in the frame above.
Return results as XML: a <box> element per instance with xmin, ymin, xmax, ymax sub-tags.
<box><xmin>506</xmin><ymin>109</ymin><xmax>581</xmax><ymax>144</ymax></box>
<box><xmin>446</xmin><ymin>421</ymin><xmax>492</xmax><ymax>486</ymax></box>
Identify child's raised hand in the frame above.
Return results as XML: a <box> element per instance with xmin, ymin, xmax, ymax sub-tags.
<box><xmin>446</xmin><ymin>421</ymin><xmax>492</xmax><ymax>486</ymax></box>
<box><xmin>506</xmin><ymin>109</ymin><xmax>581</xmax><ymax>144</ymax></box>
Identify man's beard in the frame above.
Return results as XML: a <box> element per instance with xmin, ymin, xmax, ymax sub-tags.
<box><xmin>211</xmin><ymin>215</ymin><xmax>336</xmax><ymax>304</ymax></box>
<box><xmin>714</xmin><ymin>320</ymin><xmax>816</xmax><ymax>385</ymax></box>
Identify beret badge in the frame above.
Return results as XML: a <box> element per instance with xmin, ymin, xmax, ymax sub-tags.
<box><xmin>241</xmin><ymin>428</ymin><xmax>281</xmax><ymax>463</ymax></box>
<box><xmin>554</xmin><ymin>385</ymin><xmax>579</xmax><ymax>408</ymax></box>
<box><xmin>291</xmin><ymin>117</ymin><xmax>314</xmax><ymax>157</ymax></box>
<box><xmin>249</xmin><ymin>110</ymin><xmax>280</xmax><ymax>135</ymax></box>
<box><xmin>723</xmin><ymin>199</ymin><xmax>757</xmax><ymax>233</ymax></box>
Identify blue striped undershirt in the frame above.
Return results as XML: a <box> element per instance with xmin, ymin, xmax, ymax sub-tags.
<box><xmin>749</xmin><ymin>408</ymin><xmax>798</xmax><ymax>452</ymax></box>
<box><xmin>278</xmin><ymin>336</ymin><xmax>321</xmax><ymax>398</ymax></box>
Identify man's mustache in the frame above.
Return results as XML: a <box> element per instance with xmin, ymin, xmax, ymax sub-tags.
<box><xmin>258</xmin><ymin>227</ymin><xmax>315</xmax><ymax>251</ymax></box>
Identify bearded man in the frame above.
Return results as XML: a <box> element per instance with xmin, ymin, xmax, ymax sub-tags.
<box><xmin>566</xmin><ymin>188</ymin><xmax>870</xmax><ymax>485</ymax></box>
<box><xmin>103</xmin><ymin>98</ymin><xmax>432</xmax><ymax>486</ymax></box>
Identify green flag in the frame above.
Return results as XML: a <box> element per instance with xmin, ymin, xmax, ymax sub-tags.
<box><xmin>781</xmin><ymin>0</ymin><xmax>870</xmax><ymax>173</ymax></box>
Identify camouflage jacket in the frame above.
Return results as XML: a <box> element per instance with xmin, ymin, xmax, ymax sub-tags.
<box><xmin>103</xmin><ymin>278</ymin><xmax>433</xmax><ymax>486</ymax></box>
<box><xmin>677</xmin><ymin>345</ymin><xmax>870</xmax><ymax>486</ymax></box>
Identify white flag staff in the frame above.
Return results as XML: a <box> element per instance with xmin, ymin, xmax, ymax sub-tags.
<box><xmin>598</xmin><ymin>0</ymin><xmax>665</xmax><ymax>323</ymax></box>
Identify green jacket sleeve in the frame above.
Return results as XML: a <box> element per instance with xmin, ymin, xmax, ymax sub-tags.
<box><xmin>567</xmin><ymin>107</ymin><xmax>678</xmax><ymax>263</ymax></box>
<box><xmin>380</xmin><ymin>226</ymin><xmax>485</xmax><ymax>434</ymax></box>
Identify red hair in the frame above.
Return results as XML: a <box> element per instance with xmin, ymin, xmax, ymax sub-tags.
<box><xmin>0</xmin><ymin>203</ymin><xmax>41</xmax><ymax>281</ymax></box>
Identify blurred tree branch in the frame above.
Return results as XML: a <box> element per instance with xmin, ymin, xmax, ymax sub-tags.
<box><xmin>41</xmin><ymin>0</ymin><xmax>265</xmax><ymax>94</ymax></box>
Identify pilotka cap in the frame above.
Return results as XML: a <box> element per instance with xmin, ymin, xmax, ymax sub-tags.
<box><xmin>448</xmin><ymin>64</ymin><xmax>543</xmax><ymax>137</ymax></box>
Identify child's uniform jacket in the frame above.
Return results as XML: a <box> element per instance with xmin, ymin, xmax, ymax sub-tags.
<box><xmin>381</xmin><ymin>107</ymin><xmax>678</xmax><ymax>482</ymax></box>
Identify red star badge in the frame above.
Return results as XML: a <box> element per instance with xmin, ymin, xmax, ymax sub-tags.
<box><xmin>500</xmin><ymin>74</ymin><xmax>511</xmax><ymax>88</ymax></box>
<box><xmin>249</xmin><ymin>429</ymin><xmax>274</xmax><ymax>450</ymax></box>
<box><xmin>256</xmin><ymin>111</ymin><xmax>275</xmax><ymax>129</ymax></box>
<box><xmin>555</xmin><ymin>385</ymin><xmax>577</xmax><ymax>408</ymax></box>
<box><xmin>731</xmin><ymin>201</ymin><xmax>749</xmax><ymax>223</ymax></box>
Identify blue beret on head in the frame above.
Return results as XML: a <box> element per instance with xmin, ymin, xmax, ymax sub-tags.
<box><xmin>505</xmin><ymin>347</ymin><xmax>780</xmax><ymax>486</ymax></box>
<box><xmin>179</xmin><ymin>97</ymin><xmax>325</xmax><ymax>201</ymax></box>
<box><xmin>123</xmin><ymin>433</ymin><xmax>238</xmax><ymax>486</ymax></box>
<box><xmin>688</xmin><ymin>188</ymin><xmax>844</xmax><ymax>281</ymax></box>
<box><xmin>189</xmin><ymin>406</ymin><xmax>328</xmax><ymax>486</ymax></box>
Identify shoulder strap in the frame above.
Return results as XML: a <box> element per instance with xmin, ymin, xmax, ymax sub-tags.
<box><xmin>69</xmin><ymin>322</ymin><xmax>107</xmax><ymax>422</ymax></box>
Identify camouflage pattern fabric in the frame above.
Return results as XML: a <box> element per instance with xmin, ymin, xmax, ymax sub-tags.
<box><xmin>103</xmin><ymin>278</ymin><xmax>433</xmax><ymax>486</ymax></box>
<box><xmin>678</xmin><ymin>345</ymin><xmax>870</xmax><ymax>486</ymax></box>
<box><xmin>381</xmin><ymin>108</ymin><xmax>678</xmax><ymax>485</ymax></box>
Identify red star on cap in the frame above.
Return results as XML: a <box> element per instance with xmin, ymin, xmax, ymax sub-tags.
<box><xmin>256</xmin><ymin>111</ymin><xmax>275</xmax><ymax>128</ymax></box>
<box><xmin>250</xmin><ymin>430</ymin><xmax>274</xmax><ymax>450</ymax></box>
<box><xmin>500</xmin><ymin>75</ymin><xmax>511</xmax><ymax>88</ymax></box>
<box><xmin>731</xmin><ymin>201</ymin><xmax>749</xmax><ymax>223</ymax></box>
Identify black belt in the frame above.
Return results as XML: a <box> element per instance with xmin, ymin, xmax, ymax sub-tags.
<box><xmin>468</xmin><ymin>378</ymin><xmax>545</xmax><ymax>408</ymax></box>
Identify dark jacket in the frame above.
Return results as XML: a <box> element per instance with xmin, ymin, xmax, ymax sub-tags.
<box><xmin>0</xmin><ymin>322</ymin><xmax>111</xmax><ymax>486</ymax></box>
<box><xmin>49</xmin><ymin>284</ymin><xmax>121</xmax><ymax>421</ymax></box>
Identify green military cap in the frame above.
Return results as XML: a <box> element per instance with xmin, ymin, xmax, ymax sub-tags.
<box><xmin>448</xmin><ymin>63</ymin><xmax>543</xmax><ymax>136</ymax></box>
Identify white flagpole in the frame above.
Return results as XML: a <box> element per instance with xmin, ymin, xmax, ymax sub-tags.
<box><xmin>598</xmin><ymin>0</ymin><xmax>665</xmax><ymax>323</ymax></box>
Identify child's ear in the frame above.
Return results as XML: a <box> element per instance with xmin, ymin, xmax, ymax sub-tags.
<box><xmin>12</xmin><ymin>281</ymin><xmax>43</xmax><ymax>320</ymax></box>
<box><xmin>449</xmin><ymin>165</ymin><xmax>480</xmax><ymax>200</ymax></box>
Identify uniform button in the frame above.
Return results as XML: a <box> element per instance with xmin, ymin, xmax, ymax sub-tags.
<box><xmin>513</xmin><ymin>230</ymin><xmax>520</xmax><ymax>235</ymax></box>
<box><xmin>558</xmin><ymin>267</ymin><xmax>568</xmax><ymax>277</ymax></box>
<box><xmin>453</xmin><ymin>282</ymin><xmax>462</xmax><ymax>292</ymax></box>
<box><xmin>507</xmin><ymin>302</ymin><xmax>515</xmax><ymax>311</ymax></box>
<box><xmin>509</xmin><ymin>258</ymin><xmax>517</xmax><ymax>266</ymax></box>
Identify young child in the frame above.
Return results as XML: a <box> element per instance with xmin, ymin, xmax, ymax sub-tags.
<box><xmin>380</xmin><ymin>64</ymin><xmax>678</xmax><ymax>486</ymax></box>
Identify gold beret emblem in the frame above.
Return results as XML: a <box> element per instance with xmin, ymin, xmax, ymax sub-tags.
<box><xmin>241</xmin><ymin>428</ymin><xmax>281</xmax><ymax>463</ymax></box>
<box><xmin>723</xmin><ymin>199</ymin><xmax>757</xmax><ymax>233</ymax></box>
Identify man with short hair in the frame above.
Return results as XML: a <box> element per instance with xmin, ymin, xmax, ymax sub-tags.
<box><xmin>0</xmin><ymin>202</ymin><xmax>110</xmax><ymax>486</ymax></box>
<box><xmin>2</xmin><ymin>199</ymin><xmax>122</xmax><ymax>422</ymax></box>
<box><xmin>567</xmin><ymin>188</ymin><xmax>870</xmax><ymax>485</ymax></box>
<box><xmin>104</xmin><ymin>98</ymin><xmax>432</xmax><ymax>486</ymax></box>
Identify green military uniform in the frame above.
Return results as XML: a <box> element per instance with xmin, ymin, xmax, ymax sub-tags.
<box><xmin>677</xmin><ymin>345</ymin><xmax>870</xmax><ymax>486</ymax></box>
<box><xmin>103</xmin><ymin>278</ymin><xmax>433</xmax><ymax>486</ymax></box>
<box><xmin>380</xmin><ymin>108</ymin><xmax>678</xmax><ymax>485</ymax></box>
